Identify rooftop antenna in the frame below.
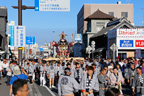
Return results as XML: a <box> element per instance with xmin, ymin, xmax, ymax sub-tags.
<box><xmin>127</xmin><ymin>0</ymin><xmax>131</xmax><ymax>4</ymax></box>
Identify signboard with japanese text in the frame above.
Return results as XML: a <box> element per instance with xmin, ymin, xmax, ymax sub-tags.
<box><xmin>135</xmin><ymin>40</ymin><xmax>144</xmax><ymax>47</ymax></box>
<box><xmin>10</xmin><ymin>26</ymin><xmax>15</xmax><ymax>46</ymax></box>
<box><xmin>120</xmin><ymin>40</ymin><xmax>133</xmax><ymax>47</ymax></box>
<box><xmin>35</xmin><ymin>0</ymin><xmax>70</xmax><ymax>11</ymax></box>
<box><xmin>115</xmin><ymin>28</ymin><xmax>144</xmax><ymax>49</ymax></box>
<box><xmin>14</xmin><ymin>26</ymin><xmax>26</xmax><ymax>47</ymax></box>
<box><xmin>117</xmin><ymin>28</ymin><xmax>144</xmax><ymax>37</ymax></box>
<box><xmin>9</xmin><ymin>21</ymin><xmax>15</xmax><ymax>46</ymax></box>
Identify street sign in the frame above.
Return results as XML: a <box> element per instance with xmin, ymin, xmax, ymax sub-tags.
<box><xmin>110</xmin><ymin>43</ymin><xmax>118</xmax><ymax>51</ymax></box>
<box><xmin>35</xmin><ymin>0</ymin><xmax>70</xmax><ymax>11</ymax></box>
<box><xmin>14</xmin><ymin>26</ymin><xmax>26</xmax><ymax>47</ymax></box>
<box><xmin>26</xmin><ymin>36</ymin><xmax>35</xmax><ymax>45</ymax></box>
<box><xmin>40</xmin><ymin>48</ymin><xmax>44</xmax><ymax>52</ymax></box>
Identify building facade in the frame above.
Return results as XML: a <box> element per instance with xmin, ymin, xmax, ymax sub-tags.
<box><xmin>108</xmin><ymin>28</ymin><xmax>144</xmax><ymax>59</ymax></box>
<box><xmin>77</xmin><ymin>1</ymin><xmax>134</xmax><ymax>57</ymax></box>
<box><xmin>0</xmin><ymin>7</ymin><xmax>8</xmax><ymax>58</ymax></box>
<box><xmin>90</xmin><ymin>17</ymin><xmax>135</xmax><ymax>59</ymax></box>
<box><xmin>77</xmin><ymin>2</ymin><xmax>134</xmax><ymax>34</ymax></box>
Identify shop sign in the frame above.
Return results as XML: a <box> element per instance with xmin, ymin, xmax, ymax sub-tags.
<box><xmin>120</xmin><ymin>40</ymin><xmax>133</xmax><ymax>47</ymax></box>
<box><xmin>135</xmin><ymin>40</ymin><xmax>144</xmax><ymax>47</ymax></box>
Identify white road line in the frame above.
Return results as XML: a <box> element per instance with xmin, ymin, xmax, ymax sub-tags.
<box><xmin>33</xmin><ymin>83</ymin><xmax>43</xmax><ymax>96</ymax></box>
<box><xmin>44</xmin><ymin>85</ymin><xmax>56</xmax><ymax>96</ymax></box>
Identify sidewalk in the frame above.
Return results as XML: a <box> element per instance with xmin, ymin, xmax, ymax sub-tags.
<box><xmin>0</xmin><ymin>77</ymin><xmax>10</xmax><ymax>96</ymax></box>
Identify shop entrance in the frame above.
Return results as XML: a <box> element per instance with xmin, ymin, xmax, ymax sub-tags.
<box><xmin>118</xmin><ymin>52</ymin><xmax>127</xmax><ymax>60</ymax></box>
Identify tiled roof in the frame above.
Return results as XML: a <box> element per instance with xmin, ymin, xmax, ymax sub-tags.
<box><xmin>85</xmin><ymin>9</ymin><xmax>114</xmax><ymax>21</ymax></box>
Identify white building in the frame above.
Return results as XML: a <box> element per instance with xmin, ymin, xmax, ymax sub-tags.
<box><xmin>108</xmin><ymin>28</ymin><xmax>144</xmax><ymax>59</ymax></box>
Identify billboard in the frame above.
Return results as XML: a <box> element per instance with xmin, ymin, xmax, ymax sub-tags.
<box><xmin>120</xmin><ymin>40</ymin><xmax>133</xmax><ymax>47</ymax></box>
<box><xmin>116</xmin><ymin>28</ymin><xmax>144</xmax><ymax>49</ymax></box>
<box><xmin>35</xmin><ymin>0</ymin><xmax>70</xmax><ymax>11</ymax></box>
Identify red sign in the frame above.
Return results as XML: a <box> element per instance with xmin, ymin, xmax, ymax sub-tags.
<box><xmin>135</xmin><ymin>40</ymin><xmax>144</xmax><ymax>47</ymax></box>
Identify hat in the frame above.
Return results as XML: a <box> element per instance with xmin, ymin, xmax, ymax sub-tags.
<box><xmin>13</xmin><ymin>65</ymin><xmax>21</xmax><ymax>75</ymax></box>
<box><xmin>130</xmin><ymin>63</ymin><xmax>135</xmax><ymax>65</ymax></box>
<box><xmin>64</xmin><ymin>68</ymin><xmax>71</xmax><ymax>73</ymax></box>
<box><xmin>108</xmin><ymin>66</ymin><xmax>113</xmax><ymax>69</ymax></box>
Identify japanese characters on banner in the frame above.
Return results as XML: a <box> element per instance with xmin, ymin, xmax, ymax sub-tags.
<box><xmin>117</xmin><ymin>28</ymin><xmax>144</xmax><ymax>49</ymax></box>
<box><xmin>14</xmin><ymin>26</ymin><xmax>26</xmax><ymax>47</ymax></box>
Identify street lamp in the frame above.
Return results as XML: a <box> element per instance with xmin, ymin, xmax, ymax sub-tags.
<box><xmin>86</xmin><ymin>46</ymin><xmax>92</xmax><ymax>58</ymax></box>
<box><xmin>91</xmin><ymin>41</ymin><xmax>96</xmax><ymax>59</ymax></box>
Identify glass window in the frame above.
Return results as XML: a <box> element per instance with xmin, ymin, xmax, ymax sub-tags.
<box><xmin>96</xmin><ymin>22</ymin><xmax>105</xmax><ymax>32</ymax></box>
<box><xmin>109</xmin><ymin>12</ymin><xmax>114</xmax><ymax>16</ymax></box>
<box><xmin>121</xmin><ymin>12</ymin><xmax>128</xmax><ymax>18</ymax></box>
<box><xmin>96</xmin><ymin>22</ymin><xmax>105</xmax><ymax>25</ymax></box>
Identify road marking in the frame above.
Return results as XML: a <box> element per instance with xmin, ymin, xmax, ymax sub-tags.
<box><xmin>44</xmin><ymin>85</ymin><xmax>56</xmax><ymax>96</ymax></box>
<box><xmin>33</xmin><ymin>83</ymin><xmax>43</xmax><ymax>96</ymax></box>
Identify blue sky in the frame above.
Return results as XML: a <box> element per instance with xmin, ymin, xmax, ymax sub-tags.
<box><xmin>0</xmin><ymin>0</ymin><xmax>144</xmax><ymax>45</ymax></box>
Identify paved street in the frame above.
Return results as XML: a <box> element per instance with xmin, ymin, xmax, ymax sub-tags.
<box><xmin>0</xmin><ymin>77</ymin><xmax>58</xmax><ymax>96</ymax></box>
<box><xmin>0</xmin><ymin>78</ymin><xmax>9</xmax><ymax>96</ymax></box>
<box><xmin>0</xmin><ymin>77</ymin><xmax>136</xmax><ymax>96</ymax></box>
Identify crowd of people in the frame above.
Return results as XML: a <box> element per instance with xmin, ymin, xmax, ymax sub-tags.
<box><xmin>0</xmin><ymin>57</ymin><xmax>144</xmax><ymax>96</ymax></box>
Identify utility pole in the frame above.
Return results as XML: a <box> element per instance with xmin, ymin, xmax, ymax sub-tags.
<box><xmin>12</xmin><ymin>0</ymin><xmax>34</xmax><ymax>65</ymax></box>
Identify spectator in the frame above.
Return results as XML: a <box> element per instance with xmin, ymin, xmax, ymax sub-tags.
<box><xmin>12</xmin><ymin>79</ymin><xmax>29</xmax><ymax>96</ymax></box>
<box><xmin>110</xmin><ymin>67</ymin><xmax>124</xmax><ymax>94</ymax></box>
<box><xmin>2</xmin><ymin>60</ymin><xmax>9</xmax><ymax>77</ymax></box>
<box><xmin>9</xmin><ymin>63</ymin><xmax>28</xmax><ymax>96</ymax></box>
<box><xmin>6</xmin><ymin>62</ymin><xmax>13</xmax><ymax>85</ymax></box>
<box><xmin>58</xmin><ymin>67</ymin><xmax>79</xmax><ymax>96</ymax></box>
<box><xmin>105</xmin><ymin>88</ymin><xmax>120</xmax><ymax>96</ymax></box>
<box><xmin>0</xmin><ymin>60</ymin><xmax>2</xmax><ymax>80</ymax></box>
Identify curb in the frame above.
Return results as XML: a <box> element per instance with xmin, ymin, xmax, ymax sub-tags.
<box><xmin>27</xmin><ymin>82</ymin><xmax>34</xmax><ymax>96</ymax></box>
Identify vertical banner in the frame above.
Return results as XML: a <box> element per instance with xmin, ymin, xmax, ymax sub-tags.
<box><xmin>10</xmin><ymin>26</ymin><xmax>15</xmax><ymax>46</ymax></box>
<box><xmin>136</xmin><ymin>49</ymin><xmax>141</xmax><ymax>58</ymax></box>
<box><xmin>14</xmin><ymin>26</ymin><xmax>26</xmax><ymax>47</ymax></box>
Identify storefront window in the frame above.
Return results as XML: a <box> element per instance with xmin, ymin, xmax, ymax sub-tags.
<box><xmin>118</xmin><ymin>53</ymin><xmax>127</xmax><ymax>60</ymax></box>
<box><xmin>142</xmin><ymin>51</ymin><xmax>144</xmax><ymax>58</ymax></box>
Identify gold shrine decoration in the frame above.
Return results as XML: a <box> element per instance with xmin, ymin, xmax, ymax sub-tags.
<box><xmin>43</xmin><ymin>57</ymin><xmax>84</xmax><ymax>61</ymax></box>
